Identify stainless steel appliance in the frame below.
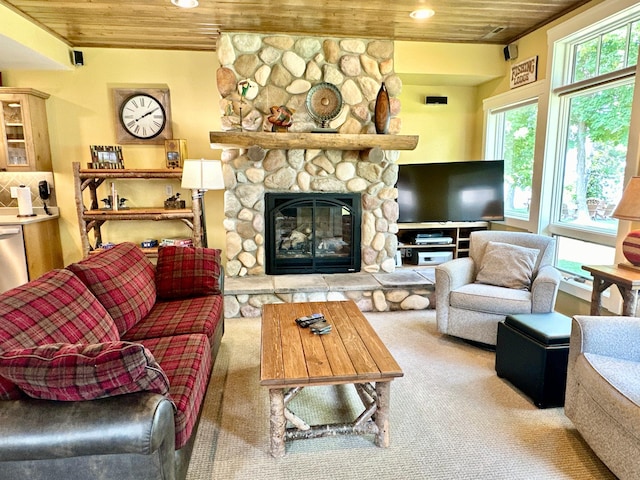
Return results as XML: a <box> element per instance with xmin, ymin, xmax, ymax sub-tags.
<box><xmin>0</xmin><ymin>225</ymin><xmax>28</xmax><ymax>293</ymax></box>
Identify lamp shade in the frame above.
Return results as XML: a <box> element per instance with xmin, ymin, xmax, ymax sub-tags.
<box><xmin>612</xmin><ymin>177</ymin><xmax>640</xmax><ymax>221</ymax></box>
<box><xmin>613</xmin><ymin>177</ymin><xmax>640</xmax><ymax>267</ymax></box>
<box><xmin>181</xmin><ymin>159</ymin><xmax>224</xmax><ymax>190</ymax></box>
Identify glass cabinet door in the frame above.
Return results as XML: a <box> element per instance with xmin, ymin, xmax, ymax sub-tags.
<box><xmin>1</xmin><ymin>99</ymin><xmax>28</xmax><ymax>167</ymax></box>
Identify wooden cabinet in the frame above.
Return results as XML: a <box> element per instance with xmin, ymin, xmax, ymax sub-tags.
<box><xmin>0</xmin><ymin>88</ymin><xmax>52</xmax><ymax>172</ymax></box>
<box><xmin>72</xmin><ymin>162</ymin><xmax>203</xmax><ymax>257</ymax></box>
<box><xmin>397</xmin><ymin>222</ymin><xmax>488</xmax><ymax>268</ymax></box>
<box><xmin>23</xmin><ymin>219</ymin><xmax>64</xmax><ymax>280</ymax></box>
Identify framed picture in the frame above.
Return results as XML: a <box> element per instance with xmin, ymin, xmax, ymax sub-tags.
<box><xmin>89</xmin><ymin>145</ymin><xmax>124</xmax><ymax>169</ymax></box>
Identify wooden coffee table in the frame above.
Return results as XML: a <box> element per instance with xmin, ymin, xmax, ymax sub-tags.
<box><xmin>260</xmin><ymin>300</ymin><xmax>403</xmax><ymax>457</ymax></box>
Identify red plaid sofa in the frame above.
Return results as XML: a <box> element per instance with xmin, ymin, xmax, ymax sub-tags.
<box><xmin>0</xmin><ymin>242</ymin><xmax>224</xmax><ymax>480</ymax></box>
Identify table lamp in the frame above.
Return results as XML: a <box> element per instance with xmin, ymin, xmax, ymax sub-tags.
<box><xmin>612</xmin><ymin>176</ymin><xmax>640</xmax><ymax>270</ymax></box>
<box><xmin>181</xmin><ymin>159</ymin><xmax>224</xmax><ymax>247</ymax></box>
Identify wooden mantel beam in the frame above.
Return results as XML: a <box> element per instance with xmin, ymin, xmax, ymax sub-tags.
<box><xmin>209</xmin><ymin>131</ymin><xmax>418</xmax><ymax>151</ymax></box>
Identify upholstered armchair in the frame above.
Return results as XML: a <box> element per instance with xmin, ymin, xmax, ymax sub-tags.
<box><xmin>435</xmin><ymin>231</ymin><xmax>561</xmax><ymax>346</ymax></box>
<box><xmin>565</xmin><ymin>315</ymin><xmax>640</xmax><ymax>480</ymax></box>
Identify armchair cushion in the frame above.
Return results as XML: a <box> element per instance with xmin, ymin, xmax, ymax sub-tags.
<box><xmin>475</xmin><ymin>241</ymin><xmax>539</xmax><ymax>290</ymax></box>
<box><xmin>0</xmin><ymin>342</ymin><xmax>170</xmax><ymax>401</ymax></box>
<box><xmin>155</xmin><ymin>246</ymin><xmax>222</xmax><ymax>300</ymax></box>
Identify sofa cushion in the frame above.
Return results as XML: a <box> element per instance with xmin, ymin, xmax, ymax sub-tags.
<box><xmin>0</xmin><ymin>269</ymin><xmax>120</xmax><ymax>400</ymax></box>
<box><xmin>122</xmin><ymin>295</ymin><xmax>223</xmax><ymax>342</ymax></box>
<box><xmin>140</xmin><ymin>334</ymin><xmax>212</xmax><ymax>449</ymax></box>
<box><xmin>451</xmin><ymin>282</ymin><xmax>532</xmax><ymax>314</ymax></box>
<box><xmin>68</xmin><ymin>242</ymin><xmax>157</xmax><ymax>335</ymax></box>
<box><xmin>476</xmin><ymin>241</ymin><xmax>539</xmax><ymax>290</ymax></box>
<box><xmin>155</xmin><ymin>246</ymin><xmax>221</xmax><ymax>300</ymax></box>
<box><xmin>0</xmin><ymin>341</ymin><xmax>170</xmax><ymax>401</ymax></box>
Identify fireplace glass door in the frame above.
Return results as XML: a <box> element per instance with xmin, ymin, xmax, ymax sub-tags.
<box><xmin>265</xmin><ymin>193</ymin><xmax>361</xmax><ymax>274</ymax></box>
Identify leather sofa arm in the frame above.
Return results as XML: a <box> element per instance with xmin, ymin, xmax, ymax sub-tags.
<box><xmin>0</xmin><ymin>392</ymin><xmax>175</xmax><ymax>462</ymax></box>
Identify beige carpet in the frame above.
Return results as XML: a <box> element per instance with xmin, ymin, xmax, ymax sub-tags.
<box><xmin>186</xmin><ymin>309</ymin><xmax>614</xmax><ymax>479</ymax></box>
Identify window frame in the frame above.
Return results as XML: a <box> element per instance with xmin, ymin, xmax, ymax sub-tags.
<box><xmin>483</xmin><ymin>81</ymin><xmax>546</xmax><ymax>234</ymax></box>
<box><xmin>543</xmin><ymin>0</ymin><xmax>640</xmax><ymax>311</ymax></box>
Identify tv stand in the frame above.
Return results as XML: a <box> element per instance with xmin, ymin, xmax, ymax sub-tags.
<box><xmin>396</xmin><ymin>221</ymin><xmax>488</xmax><ymax>268</ymax></box>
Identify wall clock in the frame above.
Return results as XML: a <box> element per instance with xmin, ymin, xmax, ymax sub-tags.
<box><xmin>113</xmin><ymin>88</ymin><xmax>173</xmax><ymax>145</ymax></box>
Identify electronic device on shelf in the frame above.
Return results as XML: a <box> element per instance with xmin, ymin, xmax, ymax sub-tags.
<box><xmin>411</xmin><ymin>250</ymin><xmax>454</xmax><ymax>266</ymax></box>
<box><xmin>414</xmin><ymin>236</ymin><xmax>453</xmax><ymax>245</ymax></box>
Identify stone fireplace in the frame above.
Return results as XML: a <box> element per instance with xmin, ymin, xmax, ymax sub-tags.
<box><xmin>216</xmin><ymin>33</ymin><xmax>404</xmax><ymax>277</ymax></box>
<box><xmin>265</xmin><ymin>192</ymin><xmax>361</xmax><ymax>274</ymax></box>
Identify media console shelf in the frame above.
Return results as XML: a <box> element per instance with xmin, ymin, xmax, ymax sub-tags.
<box><xmin>397</xmin><ymin>221</ymin><xmax>488</xmax><ymax>268</ymax></box>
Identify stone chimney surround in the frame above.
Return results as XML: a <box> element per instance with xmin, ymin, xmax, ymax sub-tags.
<box><xmin>216</xmin><ymin>33</ymin><xmax>405</xmax><ymax>278</ymax></box>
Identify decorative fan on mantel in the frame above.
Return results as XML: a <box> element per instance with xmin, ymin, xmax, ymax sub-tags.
<box><xmin>306</xmin><ymin>82</ymin><xmax>343</xmax><ymax>132</ymax></box>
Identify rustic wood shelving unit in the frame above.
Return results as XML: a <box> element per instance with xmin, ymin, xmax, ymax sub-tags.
<box><xmin>72</xmin><ymin>162</ymin><xmax>202</xmax><ymax>257</ymax></box>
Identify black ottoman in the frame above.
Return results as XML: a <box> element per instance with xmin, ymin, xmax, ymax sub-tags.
<box><xmin>495</xmin><ymin>312</ymin><xmax>572</xmax><ymax>408</ymax></box>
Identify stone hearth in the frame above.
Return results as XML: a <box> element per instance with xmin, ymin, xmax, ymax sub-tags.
<box><xmin>223</xmin><ymin>269</ymin><xmax>434</xmax><ymax>318</ymax></box>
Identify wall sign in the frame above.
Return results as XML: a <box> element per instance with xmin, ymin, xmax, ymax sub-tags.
<box><xmin>510</xmin><ymin>56</ymin><xmax>538</xmax><ymax>89</ymax></box>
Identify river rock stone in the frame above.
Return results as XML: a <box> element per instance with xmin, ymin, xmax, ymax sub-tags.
<box><xmin>255</xmin><ymin>64</ymin><xmax>271</xmax><ymax>86</ymax></box>
<box><xmin>367</xmin><ymin>40</ymin><xmax>393</xmax><ymax>59</ymax></box>
<box><xmin>323</xmin><ymin>39</ymin><xmax>340</xmax><ymax>64</ymax></box>
<box><xmin>401</xmin><ymin>295</ymin><xmax>430</xmax><ymax>310</ymax></box>
<box><xmin>265</xmin><ymin>167</ymin><xmax>297</xmax><ymax>189</ymax></box>
<box><xmin>235</xmin><ymin>54</ymin><xmax>260</xmax><ymax>78</ymax></box>
<box><xmin>233</xmin><ymin>34</ymin><xmax>261</xmax><ymax>52</ymax></box>
<box><xmin>341</xmin><ymin>39</ymin><xmax>366</xmax><ymax>54</ymax></box>
<box><xmin>283</xmin><ymin>51</ymin><xmax>306</xmax><ymax>77</ymax></box>
<box><xmin>295</xmin><ymin>38</ymin><xmax>321</xmax><ymax>58</ymax></box>
<box><xmin>340</xmin><ymin>79</ymin><xmax>362</xmax><ymax>105</ymax></box>
<box><xmin>264</xmin><ymin>36</ymin><xmax>294</xmax><ymax>50</ymax></box>
<box><xmin>217</xmin><ymin>67</ymin><xmax>237</xmax><ymax>97</ymax></box>
<box><xmin>305</xmin><ymin>60</ymin><xmax>322</xmax><ymax>81</ymax></box>
<box><xmin>287</xmin><ymin>79</ymin><xmax>311</xmax><ymax>94</ymax></box>
<box><xmin>360</xmin><ymin>55</ymin><xmax>381</xmax><ymax>80</ymax></box>
<box><xmin>340</xmin><ymin>55</ymin><xmax>362</xmax><ymax>77</ymax></box>
<box><xmin>259</xmin><ymin>46</ymin><xmax>281</xmax><ymax>65</ymax></box>
<box><xmin>217</xmin><ymin>34</ymin><xmax>236</xmax><ymax>65</ymax></box>
<box><xmin>270</xmin><ymin>63</ymin><xmax>293</xmax><ymax>88</ymax></box>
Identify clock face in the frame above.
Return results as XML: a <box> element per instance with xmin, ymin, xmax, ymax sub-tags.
<box><xmin>119</xmin><ymin>93</ymin><xmax>167</xmax><ymax>139</ymax></box>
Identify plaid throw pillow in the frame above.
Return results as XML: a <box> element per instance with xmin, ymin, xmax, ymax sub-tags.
<box><xmin>0</xmin><ymin>268</ymin><xmax>120</xmax><ymax>400</ymax></box>
<box><xmin>68</xmin><ymin>242</ymin><xmax>157</xmax><ymax>335</ymax></box>
<box><xmin>155</xmin><ymin>246</ymin><xmax>221</xmax><ymax>300</ymax></box>
<box><xmin>0</xmin><ymin>342</ymin><xmax>170</xmax><ymax>401</ymax></box>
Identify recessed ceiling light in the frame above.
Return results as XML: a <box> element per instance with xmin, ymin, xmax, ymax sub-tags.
<box><xmin>410</xmin><ymin>8</ymin><xmax>435</xmax><ymax>20</ymax></box>
<box><xmin>171</xmin><ymin>0</ymin><xmax>199</xmax><ymax>8</ymax></box>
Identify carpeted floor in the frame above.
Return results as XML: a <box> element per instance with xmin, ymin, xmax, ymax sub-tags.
<box><xmin>186</xmin><ymin>309</ymin><xmax>614</xmax><ymax>479</ymax></box>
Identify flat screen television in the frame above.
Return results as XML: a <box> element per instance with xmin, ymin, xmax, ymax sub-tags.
<box><xmin>396</xmin><ymin>160</ymin><xmax>505</xmax><ymax>223</ymax></box>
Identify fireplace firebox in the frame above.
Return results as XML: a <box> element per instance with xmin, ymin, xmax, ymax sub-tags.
<box><xmin>265</xmin><ymin>193</ymin><xmax>361</xmax><ymax>275</ymax></box>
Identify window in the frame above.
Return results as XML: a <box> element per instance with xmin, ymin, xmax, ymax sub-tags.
<box><xmin>484</xmin><ymin>82</ymin><xmax>543</xmax><ymax>228</ymax></box>
<box><xmin>548</xmin><ymin>4</ymin><xmax>640</xmax><ymax>278</ymax></box>
<box><xmin>488</xmin><ymin>101</ymin><xmax>537</xmax><ymax>220</ymax></box>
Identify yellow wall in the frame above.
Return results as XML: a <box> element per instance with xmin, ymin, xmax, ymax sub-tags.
<box><xmin>399</xmin><ymin>84</ymin><xmax>481</xmax><ymax>163</ymax></box>
<box><xmin>0</xmin><ymin>5</ymin><xmax>70</xmax><ymax>68</ymax></box>
<box><xmin>4</xmin><ymin>48</ymin><xmax>223</xmax><ymax>264</ymax></box>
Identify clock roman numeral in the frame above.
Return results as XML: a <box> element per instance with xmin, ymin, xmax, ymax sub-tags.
<box><xmin>127</xmin><ymin>120</ymin><xmax>136</xmax><ymax>128</ymax></box>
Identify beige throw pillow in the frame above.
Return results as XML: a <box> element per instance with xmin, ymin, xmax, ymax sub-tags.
<box><xmin>475</xmin><ymin>241</ymin><xmax>539</xmax><ymax>290</ymax></box>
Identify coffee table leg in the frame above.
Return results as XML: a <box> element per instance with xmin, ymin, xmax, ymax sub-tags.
<box><xmin>269</xmin><ymin>388</ymin><xmax>286</xmax><ymax>457</ymax></box>
<box><xmin>374</xmin><ymin>381</ymin><xmax>390</xmax><ymax>447</ymax></box>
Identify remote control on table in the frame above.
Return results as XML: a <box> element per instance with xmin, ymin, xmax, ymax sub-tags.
<box><xmin>295</xmin><ymin>313</ymin><xmax>325</xmax><ymax>328</ymax></box>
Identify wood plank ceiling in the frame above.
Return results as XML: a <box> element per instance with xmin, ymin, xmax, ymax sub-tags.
<box><xmin>1</xmin><ymin>0</ymin><xmax>592</xmax><ymax>51</ymax></box>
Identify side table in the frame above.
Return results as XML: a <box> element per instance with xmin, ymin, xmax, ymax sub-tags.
<box><xmin>582</xmin><ymin>265</ymin><xmax>640</xmax><ymax>316</ymax></box>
